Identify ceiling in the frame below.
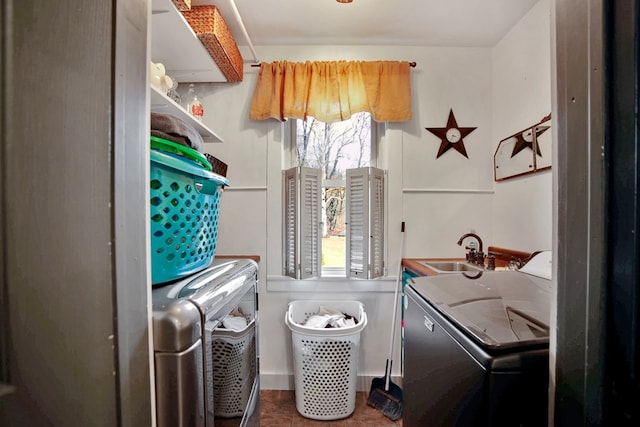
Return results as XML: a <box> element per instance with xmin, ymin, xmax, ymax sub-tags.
<box><xmin>202</xmin><ymin>0</ymin><xmax>540</xmax><ymax>59</ymax></box>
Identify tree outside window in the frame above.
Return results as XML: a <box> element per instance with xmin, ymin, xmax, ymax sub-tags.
<box><xmin>295</xmin><ymin>112</ymin><xmax>372</xmax><ymax>270</ymax></box>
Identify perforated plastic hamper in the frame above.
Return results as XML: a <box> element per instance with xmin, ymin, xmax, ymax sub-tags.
<box><xmin>210</xmin><ymin>319</ymin><xmax>256</xmax><ymax>418</ymax></box>
<box><xmin>150</xmin><ymin>149</ymin><xmax>229</xmax><ymax>285</ymax></box>
<box><xmin>285</xmin><ymin>300</ymin><xmax>367</xmax><ymax>420</ymax></box>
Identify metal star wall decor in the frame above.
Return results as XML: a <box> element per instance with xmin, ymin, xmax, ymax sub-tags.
<box><xmin>510</xmin><ymin>125</ymin><xmax>550</xmax><ymax>158</ymax></box>
<box><xmin>425</xmin><ymin>109</ymin><xmax>477</xmax><ymax>159</ymax></box>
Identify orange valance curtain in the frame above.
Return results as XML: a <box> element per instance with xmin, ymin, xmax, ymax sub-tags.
<box><xmin>249</xmin><ymin>60</ymin><xmax>412</xmax><ymax>123</ymax></box>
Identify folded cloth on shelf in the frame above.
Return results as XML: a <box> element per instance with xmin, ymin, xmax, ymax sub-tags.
<box><xmin>303</xmin><ymin>305</ymin><xmax>358</xmax><ymax>329</ymax></box>
<box><xmin>151</xmin><ymin>112</ymin><xmax>204</xmax><ymax>153</ymax></box>
<box><xmin>151</xmin><ymin>129</ymin><xmax>189</xmax><ymax>148</ymax></box>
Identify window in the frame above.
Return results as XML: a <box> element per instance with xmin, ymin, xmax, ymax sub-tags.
<box><xmin>283</xmin><ymin>112</ymin><xmax>385</xmax><ymax>279</ymax></box>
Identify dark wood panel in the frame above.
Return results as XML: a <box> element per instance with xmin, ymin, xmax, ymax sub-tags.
<box><xmin>1</xmin><ymin>0</ymin><xmax>151</xmax><ymax>425</ymax></box>
<box><xmin>604</xmin><ymin>0</ymin><xmax>640</xmax><ymax>424</ymax></box>
<box><xmin>3</xmin><ymin>0</ymin><xmax>117</xmax><ymax>424</ymax></box>
<box><xmin>554</xmin><ymin>0</ymin><xmax>607</xmax><ymax>424</ymax></box>
<box><xmin>486</xmin><ymin>246</ymin><xmax>532</xmax><ymax>265</ymax></box>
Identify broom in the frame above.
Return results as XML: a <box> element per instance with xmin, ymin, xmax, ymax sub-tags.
<box><xmin>367</xmin><ymin>222</ymin><xmax>404</xmax><ymax>421</ymax></box>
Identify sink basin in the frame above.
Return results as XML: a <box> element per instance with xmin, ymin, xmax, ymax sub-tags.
<box><xmin>417</xmin><ymin>260</ymin><xmax>484</xmax><ymax>274</ymax></box>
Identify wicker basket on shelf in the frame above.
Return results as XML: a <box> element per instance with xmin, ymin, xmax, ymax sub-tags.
<box><xmin>181</xmin><ymin>5</ymin><xmax>244</xmax><ymax>82</ymax></box>
<box><xmin>171</xmin><ymin>0</ymin><xmax>191</xmax><ymax>11</ymax></box>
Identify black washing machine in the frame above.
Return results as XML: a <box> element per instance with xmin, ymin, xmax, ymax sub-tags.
<box><xmin>404</xmin><ymin>252</ymin><xmax>552</xmax><ymax>427</ymax></box>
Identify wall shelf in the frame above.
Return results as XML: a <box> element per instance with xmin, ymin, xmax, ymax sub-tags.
<box><xmin>150</xmin><ymin>86</ymin><xmax>223</xmax><ymax>142</ymax></box>
<box><xmin>151</xmin><ymin>0</ymin><xmax>228</xmax><ymax>82</ymax></box>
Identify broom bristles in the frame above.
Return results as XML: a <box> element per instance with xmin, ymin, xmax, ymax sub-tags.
<box><xmin>367</xmin><ymin>388</ymin><xmax>403</xmax><ymax>421</ymax></box>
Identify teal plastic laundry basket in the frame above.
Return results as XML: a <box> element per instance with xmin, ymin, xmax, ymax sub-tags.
<box><xmin>150</xmin><ymin>149</ymin><xmax>229</xmax><ymax>285</ymax></box>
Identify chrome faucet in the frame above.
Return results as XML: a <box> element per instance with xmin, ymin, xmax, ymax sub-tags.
<box><xmin>457</xmin><ymin>233</ymin><xmax>483</xmax><ymax>253</ymax></box>
<box><xmin>457</xmin><ymin>233</ymin><xmax>484</xmax><ymax>264</ymax></box>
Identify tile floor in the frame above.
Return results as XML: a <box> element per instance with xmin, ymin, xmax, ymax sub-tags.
<box><xmin>259</xmin><ymin>390</ymin><xmax>403</xmax><ymax>427</ymax></box>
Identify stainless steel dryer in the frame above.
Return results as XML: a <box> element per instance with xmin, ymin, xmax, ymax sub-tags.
<box><xmin>404</xmin><ymin>252</ymin><xmax>552</xmax><ymax>427</ymax></box>
<box><xmin>152</xmin><ymin>258</ymin><xmax>259</xmax><ymax>427</ymax></box>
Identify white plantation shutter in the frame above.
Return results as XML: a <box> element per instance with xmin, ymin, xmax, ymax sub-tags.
<box><xmin>369</xmin><ymin>168</ymin><xmax>385</xmax><ymax>278</ymax></box>
<box><xmin>300</xmin><ymin>167</ymin><xmax>322</xmax><ymax>278</ymax></box>
<box><xmin>346</xmin><ymin>169</ymin><xmax>368</xmax><ymax>278</ymax></box>
<box><xmin>346</xmin><ymin>167</ymin><xmax>385</xmax><ymax>279</ymax></box>
<box><xmin>283</xmin><ymin>168</ymin><xmax>298</xmax><ymax>278</ymax></box>
<box><xmin>282</xmin><ymin>167</ymin><xmax>321</xmax><ymax>279</ymax></box>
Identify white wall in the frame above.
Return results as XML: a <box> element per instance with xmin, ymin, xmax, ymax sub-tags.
<box><xmin>491</xmin><ymin>0</ymin><xmax>552</xmax><ymax>252</ymax></box>
<box><xmin>402</xmin><ymin>47</ymin><xmax>494</xmax><ymax>259</ymax></box>
<box><xmin>196</xmin><ymin>0</ymin><xmax>551</xmax><ymax>390</ymax></box>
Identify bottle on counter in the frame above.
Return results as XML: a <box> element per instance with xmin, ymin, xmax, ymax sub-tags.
<box><xmin>182</xmin><ymin>83</ymin><xmax>204</xmax><ymax>121</ymax></box>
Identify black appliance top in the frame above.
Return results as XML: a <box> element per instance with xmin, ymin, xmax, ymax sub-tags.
<box><xmin>408</xmin><ymin>268</ymin><xmax>552</xmax><ymax>350</ymax></box>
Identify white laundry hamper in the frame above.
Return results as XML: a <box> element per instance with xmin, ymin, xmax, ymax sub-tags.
<box><xmin>284</xmin><ymin>300</ymin><xmax>367</xmax><ymax>420</ymax></box>
<box><xmin>210</xmin><ymin>319</ymin><xmax>256</xmax><ymax>418</ymax></box>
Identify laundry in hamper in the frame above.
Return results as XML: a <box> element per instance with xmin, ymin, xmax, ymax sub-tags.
<box><xmin>303</xmin><ymin>305</ymin><xmax>359</xmax><ymax>329</ymax></box>
<box><xmin>221</xmin><ymin>307</ymin><xmax>248</xmax><ymax>331</ymax></box>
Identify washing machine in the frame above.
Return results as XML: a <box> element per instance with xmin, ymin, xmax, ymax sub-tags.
<box><xmin>404</xmin><ymin>252</ymin><xmax>552</xmax><ymax>426</ymax></box>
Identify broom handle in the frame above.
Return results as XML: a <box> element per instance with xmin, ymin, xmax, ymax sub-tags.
<box><xmin>385</xmin><ymin>221</ymin><xmax>405</xmax><ymax>391</ymax></box>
